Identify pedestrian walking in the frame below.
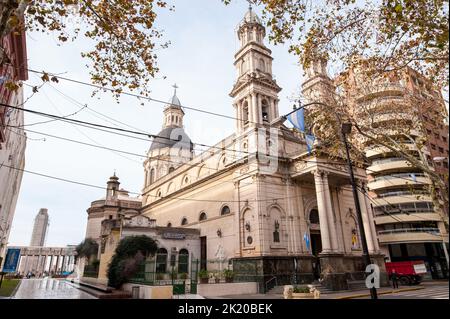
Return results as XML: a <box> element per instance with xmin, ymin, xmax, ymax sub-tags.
<box><xmin>391</xmin><ymin>269</ymin><xmax>399</xmax><ymax>289</ymax></box>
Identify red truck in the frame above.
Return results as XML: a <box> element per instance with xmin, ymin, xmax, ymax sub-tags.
<box><xmin>385</xmin><ymin>261</ymin><xmax>427</xmax><ymax>285</ymax></box>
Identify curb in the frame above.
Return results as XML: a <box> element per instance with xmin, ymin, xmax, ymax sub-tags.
<box><xmin>335</xmin><ymin>286</ymin><xmax>425</xmax><ymax>299</ymax></box>
<box><xmin>9</xmin><ymin>279</ymin><xmax>22</xmax><ymax>299</ymax></box>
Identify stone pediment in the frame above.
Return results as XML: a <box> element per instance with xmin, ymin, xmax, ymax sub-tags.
<box><xmin>230</xmin><ymin>73</ymin><xmax>282</xmax><ymax>97</ymax></box>
<box><xmin>122</xmin><ymin>214</ymin><xmax>156</xmax><ymax>228</ymax></box>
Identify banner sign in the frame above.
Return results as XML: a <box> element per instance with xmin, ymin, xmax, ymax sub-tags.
<box><xmin>2</xmin><ymin>248</ymin><xmax>21</xmax><ymax>272</ymax></box>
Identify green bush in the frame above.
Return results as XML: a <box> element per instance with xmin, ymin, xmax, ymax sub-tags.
<box><xmin>293</xmin><ymin>286</ymin><xmax>311</xmax><ymax>293</ymax></box>
<box><xmin>107</xmin><ymin>235</ymin><xmax>158</xmax><ymax>288</ymax></box>
<box><xmin>198</xmin><ymin>269</ymin><xmax>209</xmax><ymax>279</ymax></box>
<box><xmin>223</xmin><ymin>269</ymin><xmax>234</xmax><ymax>279</ymax></box>
<box><xmin>76</xmin><ymin>238</ymin><xmax>99</xmax><ymax>262</ymax></box>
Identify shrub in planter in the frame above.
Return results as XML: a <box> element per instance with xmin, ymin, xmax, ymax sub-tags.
<box><xmin>291</xmin><ymin>285</ymin><xmax>320</xmax><ymax>299</ymax></box>
<box><xmin>223</xmin><ymin>269</ymin><xmax>234</xmax><ymax>283</ymax></box>
<box><xmin>179</xmin><ymin>273</ymin><xmax>188</xmax><ymax>280</ymax></box>
<box><xmin>198</xmin><ymin>270</ymin><xmax>209</xmax><ymax>284</ymax></box>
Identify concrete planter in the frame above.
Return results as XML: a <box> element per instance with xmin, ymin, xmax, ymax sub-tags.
<box><xmin>292</xmin><ymin>292</ymin><xmax>316</xmax><ymax>299</ymax></box>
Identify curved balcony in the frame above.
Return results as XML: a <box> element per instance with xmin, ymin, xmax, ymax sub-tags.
<box><xmin>372</xmin><ymin>194</ymin><xmax>432</xmax><ymax>207</ymax></box>
<box><xmin>377</xmin><ymin>227</ymin><xmax>442</xmax><ymax>244</ymax></box>
<box><xmin>366</xmin><ymin>143</ymin><xmax>419</xmax><ymax>159</ymax></box>
<box><xmin>367</xmin><ymin>158</ymin><xmax>413</xmax><ymax>174</ymax></box>
<box><xmin>375</xmin><ymin>212</ymin><xmax>442</xmax><ymax>225</ymax></box>
<box><xmin>368</xmin><ymin>175</ymin><xmax>431</xmax><ymax>191</ymax></box>
<box><xmin>356</xmin><ymin>83</ymin><xmax>405</xmax><ymax>102</ymax></box>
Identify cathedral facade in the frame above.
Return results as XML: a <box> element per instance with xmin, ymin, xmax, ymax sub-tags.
<box><xmin>140</xmin><ymin>8</ymin><xmax>386</xmax><ymax>290</ymax></box>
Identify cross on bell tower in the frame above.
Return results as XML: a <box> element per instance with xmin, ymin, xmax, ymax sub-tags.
<box><xmin>162</xmin><ymin>83</ymin><xmax>185</xmax><ymax>129</ymax></box>
<box><xmin>229</xmin><ymin>6</ymin><xmax>281</xmax><ymax>133</ymax></box>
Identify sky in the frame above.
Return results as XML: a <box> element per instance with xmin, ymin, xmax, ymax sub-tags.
<box><xmin>8</xmin><ymin>0</ymin><xmax>304</xmax><ymax>247</ymax></box>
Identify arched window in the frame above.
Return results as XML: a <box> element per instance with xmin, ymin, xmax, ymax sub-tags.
<box><xmin>259</xmin><ymin>58</ymin><xmax>265</xmax><ymax>72</ymax></box>
<box><xmin>167</xmin><ymin>222</ymin><xmax>172</xmax><ymax>227</ymax></box>
<box><xmin>273</xmin><ymin>220</ymin><xmax>280</xmax><ymax>243</ymax></box>
<box><xmin>156</xmin><ymin>248</ymin><xmax>168</xmax><ymax>273</ymax></box>
<box><xmin>221</xmin><ymin>205</ymin><xmax>231</xmax><ymax>215</ymax></box>
<box><xmin>243</xmin><ymin>102</ymin><xmax>249</xmax><ymax>124</ymax></box>
<box><xmin>309</xmin><ymin>209</ymin><xmax>320</xmax><ymax>224</ymax></box>
<box><xmin>178</xmin><ymin>249</ymin><xmax>189</xmax><ymax>274</ymax></box>
<box><xmin>181</xmin><ymin>217</ymin><xmax>188</xmax><ymax>226</ymax></box>
<box><xmin>150</xmin><ymin>168</ymin><xmax>155</xmax><ymax>184</ymax></box>
<box><xmin>199</xmin><ymin>212</ymin><xmax>207</xmax><ymax>221</ymax></box>
<box><xmin>168</xmin><ymin>167</ymin><xmax>175</xmax><ymax>173</ymax></box>
<box><xmin>261</xmin><ymin>99</ymin><xmax>269</xmax><ymax>122</ymax></box>
<box><xmin>156</xmin><ymin>189</ymin><xmax>162</xmax><ymax>198</ymax></box>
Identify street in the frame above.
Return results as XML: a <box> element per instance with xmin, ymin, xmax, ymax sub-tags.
<box><xmin>12</xmin><ymin>278</ymin><xmax>96</xmax><ymax>299</ymax></box>
<box><xmin>356</xmin><ymin>282</ymin><xmax>449</xmax><ymax>299</ymax></box>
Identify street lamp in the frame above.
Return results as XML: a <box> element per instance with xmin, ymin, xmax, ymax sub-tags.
<box><xmin>341</xmin><ymin>122</ymin><xmax>378</xmax><ymax>299</ymax></box>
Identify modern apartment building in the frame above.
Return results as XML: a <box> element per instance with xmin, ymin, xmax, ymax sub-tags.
<box><xmin>339</xmin><ymin>65</ymin><xmax>449</xmax><ymax>279</ymax></box>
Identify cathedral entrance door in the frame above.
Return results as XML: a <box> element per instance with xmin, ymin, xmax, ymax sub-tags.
<box><xmin>200</xmin><ymin>236</ymin><xmax>207</xmax><ymax>270</ymax></box>
<box><xmin>311</xmin><ymin>233</ymin><xmax>322</xmax><ymax>280</ymax></box>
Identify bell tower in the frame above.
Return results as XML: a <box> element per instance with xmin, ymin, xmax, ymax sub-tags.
<box><xmin>229</xmin><ymin>6</ymin><xmax>282</xmax><ymax>134</ymax></box>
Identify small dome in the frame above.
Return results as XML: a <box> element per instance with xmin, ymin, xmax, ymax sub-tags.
<box><xmin>149</xmin><ymin>127</ymin><xmax>193</xmax><ymax>152</ymax></box>
<box><xmin>240</xmin><ymin>7</ymin><xmax>262</xmax><ymax>26</ymax></box>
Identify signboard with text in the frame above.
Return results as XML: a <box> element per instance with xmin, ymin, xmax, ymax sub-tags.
<box><xmin>2</xmin><ymin>248</ymin><xmax>21</xmax><ymax>272</ymax></box>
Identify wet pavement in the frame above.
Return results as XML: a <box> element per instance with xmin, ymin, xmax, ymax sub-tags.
<box><xmin>12</xmin><ymin>278</ymin><xmax>96</xmax><ymax>299</ymax></box>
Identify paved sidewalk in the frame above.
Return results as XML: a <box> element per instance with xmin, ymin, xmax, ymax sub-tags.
<box><xmin>321</xmin><ymin>286</ymin><xmax>424</xmax><ymax>299</ymax></box>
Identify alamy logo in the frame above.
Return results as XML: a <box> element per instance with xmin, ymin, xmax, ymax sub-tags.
<box><xmin>365</xmin><ymin>264</ymin><xmax>380</xmax><ymax>289</ymax></box>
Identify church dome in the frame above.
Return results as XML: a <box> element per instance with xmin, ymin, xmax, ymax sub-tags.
<box><xmin>149</xmin><ymin>126</ymin><xmax>193</xmax><ymax>152</ymax></box>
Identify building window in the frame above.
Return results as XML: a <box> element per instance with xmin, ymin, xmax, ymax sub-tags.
<box><xmin>309</xmin><ymin>209</ymin><xmax>320</xmax><ymax>224</ymax></box>
<box><xmin>434</xmin><ymin>133</ymin><xmax>440</xmax><ymax>140</ymax></box>
<box><xmin>156</xmin><ymin>248</ymin><xmax>168</xmax><ymax>273</ymax></box>
<box><xmin>178</xmin><ymin>249</ymin><xmax>189</xmax><ymax>274</ymax></box>
<box><xmin>168</xmin><ymin>167</ymin><xmax>175</xmax><ymax>173</ymax></box>
<box><xmin>443</xmin><ymin>162</ymin><xmax>448</xmax><ymax>168</ymax></box>
<box><xmin>431</xmin><ymin>144</ymin><xmax>436</xmax><ymax>150</ymax></box>
<box><xmin>221</xmin><ymin>205</ymin><xmax>231</xmax><ymax>215</ymax></box>
<box><xmin>273</xmin><ymin>220</ymin><xmax>280</xmax><ymax>243</ymax></box>
<box><xmin>442</xmin><ymin>136</ymin><xmax>447</xmax><ymax>142</ymax></box>
<box><xmin>150</xmin><ymin>168</ymin><xmax>155</xmax><ymax>184</ymax></box>
<box><xmin>199</xmin><ymin>212</ymin><xmax>207</xmax><ymax>221</ymax></box>
<box><xmin>181</xmin><ymin>217</ymin><xmax>188</xmax><ymax>226</ymax></box>
<box><xmin>167</xmin><ymin>222</ymin><xmax>172</xmax><ymax>227</ymax></box>
<box><xmin>261</xmin><ymin>99</ymin><xmax>269</xmax><ymax>122</ymax></box>
<box><xmin>438</xmin><ymin>147</ymin><xmax>444</xmax><ymax>153</ymax></box>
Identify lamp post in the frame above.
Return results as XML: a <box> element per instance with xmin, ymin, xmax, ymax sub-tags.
<box><xmin>341</xmin><ymin>123</ymin><xmax>378</xmax><ymax>299</ymax></box>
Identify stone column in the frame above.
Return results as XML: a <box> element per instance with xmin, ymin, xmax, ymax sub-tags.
<box><xmin>233</xmin><ymin>181</ymin><xmax>242</xmax><ymax>257</ymax></box>
<box><xmin>274</xmin><ymin>99</ymin><xmax>279</xmax><ymax>119</ymax></box>
<box><xmin>362</xmin><ymin>184</ymin><xmax>380</xmax><ymax>252</ymax></box>
<box><xmin>248</xmin><ymin>97</ymin><xmax>254</xmax><ymax>124</ymax></box>
<box><xmin>356</xmin><ymin>182</ymin><xmax>375</xmax><ymax>253</ymax></box>
<box><xmin>313</xmin><ymin>170</ymin><xmax>332</xmax><ymax>253</ymax></box>
<box><xmin>285</xmin><ymin>178</ymin><xmax>295</xmax><ymax>254</ymax></box>
<box><xmin>234</xmin><ymin>103</ymin><xmax>240</xmax><ymax>132</ymax></box>
<box><xmin>251</xmin><ymin>93</ymin><xmax>259</xmax><ymax>125</ymax></box>
<box><xmin>322</xmin><ymin>173</ymin><xmax>340</xmax><ymax>253</ymax></box>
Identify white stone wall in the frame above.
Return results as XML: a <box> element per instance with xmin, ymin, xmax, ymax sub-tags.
<box><xmin>0</xmin><ymin>88</ymin><xmax>26</xmax><ymax>264</ymax></box>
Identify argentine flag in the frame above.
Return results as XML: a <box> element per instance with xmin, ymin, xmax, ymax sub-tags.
<box><xmin>303</xmin><ymin>232</ymin><xmax>311</xmax><ymax>251</ymax></box>
<box><xmin>286</xmin><ymin>107</ymin><xmax>315</xmax><ymax>154</ymax></box>
<box><xmin>287</xmin><ymin>107</ymin><xmax>306</xmax><ymax>132</ymax></box>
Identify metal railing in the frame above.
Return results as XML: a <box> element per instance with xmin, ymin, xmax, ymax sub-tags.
<box><xmin>378</xmin><ymin>227</ymin><xmax>440</xmax><ymax>235</ymax></box>
<box><xmin>264</xmin><ymin>276</ymin><xmax>278</xmax><ymax>293</ymax></box>
<box><xmin>370</xmin><ymin>173</ymin><xmax>427</xmax><ymax>183</ymax></box>
<box><xmin>377</xmin><ymin>190</ymin><xmax>429</xmax><ymax>198</ymax></box>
